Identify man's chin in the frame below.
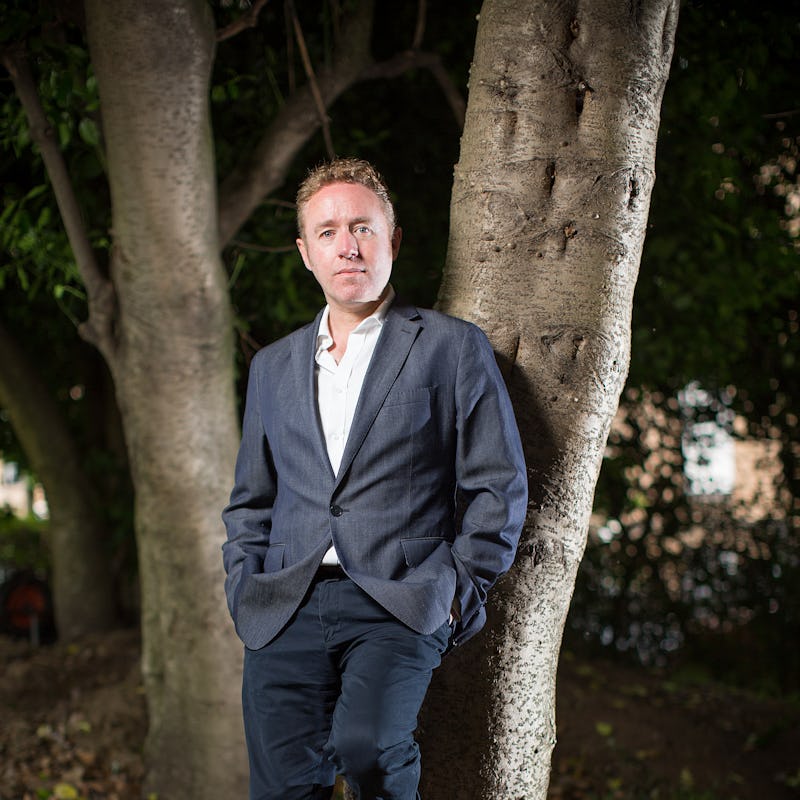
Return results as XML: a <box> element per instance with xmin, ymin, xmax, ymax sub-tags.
<box><xmin>326</xmin><ymin>291</ymin><xmax>386</xmax><ymax>314</ymax></box>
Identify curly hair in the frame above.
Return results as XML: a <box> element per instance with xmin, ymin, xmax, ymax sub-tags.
<box><xmin>296</xmin><ymin>157</ymin><xmax>397</xmax><ymax>236</ymax></box>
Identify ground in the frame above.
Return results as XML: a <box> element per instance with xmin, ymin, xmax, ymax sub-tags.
<box><xmin>0</xmin><ymin>629</ymin><xmax>798</xmax><ymax>800</ymax></box>
<box><xmin>553</xmin><ymin>650</ymin><xmax>799</xmax><ymax>800</ymax></box>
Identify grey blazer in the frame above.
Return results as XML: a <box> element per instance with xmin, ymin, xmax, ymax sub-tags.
<box><xmin>222</xmin><ymin>299</ymin><xmax>527</xmax><ymax>651</ymax></box>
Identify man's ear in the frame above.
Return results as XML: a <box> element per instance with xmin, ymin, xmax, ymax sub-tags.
<box><xmin>391</xmin><ymin>227</ymin><xmax>403</xmax><ymax>259</ymax></box>
<box><xmin>296</xmin><ymin>237</ymin><xmax>311</xmax><ymax>271</ymax></box>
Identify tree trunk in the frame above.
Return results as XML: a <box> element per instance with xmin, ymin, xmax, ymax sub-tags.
<box><xmin>422</xmin><ymin>1</ymin><xmax>678</xmax><ymax>797</ymax></box>
<box><xmin>0</xmin><ymin>319</ymin><xmax>117</xmax><ymax>640</ymax></box>
<box><xmin>83</xmin><ymin>1</ymin><xmax>247</xmax><ymax>796</ymax></box>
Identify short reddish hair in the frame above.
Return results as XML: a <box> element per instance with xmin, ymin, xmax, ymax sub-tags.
<box><xmin>296</xmin><ymin>157</ymin><xmax>396</xmax><ymax>236</ymax></box>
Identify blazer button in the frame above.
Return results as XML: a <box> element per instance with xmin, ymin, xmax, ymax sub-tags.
<box><xmin>330</xmin><ymin>504</ymin><xmax>343</xmax><ymax>517</ymax></box>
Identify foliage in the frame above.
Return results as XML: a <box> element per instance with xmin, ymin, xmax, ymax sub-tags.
<box><xmin>0</xmin><ymin>509</ymin><xmax>49</xmax><ymax>577</ymax></box>
<box><xmin>569</xmin><ymin>387</ymin><xmax>800</xmax><ymax>692</ymax></box>
<box><xmin>1</xmin><ymin>2</ymin><xmax>109</xmax><ymax>317</ymax></box>
<box><xmin>1</xmin><ymin>1</ymin><xmax>115</xmax><ymax>472</ymax></box>
<box><xmin>628</xmin><ymin>0</ymin><xmax>799</xmax><ymax>520</ymax></box>
<box><xmin>632</xmin><ymin>0</ymin><xmax>799</xmax><ymax>393</ymax></box>
<box><xmin>568</xmin><ymin>0</ymin><xmax>800</xmax><ymax>693</ymax></box>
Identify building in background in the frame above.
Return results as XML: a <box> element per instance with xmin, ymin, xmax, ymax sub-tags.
<box><xmin>0</xmin><ymin>457</ymin><xmax>48</xmax><ymax>519</ymax></box>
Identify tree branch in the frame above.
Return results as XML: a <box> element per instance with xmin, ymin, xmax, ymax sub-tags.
<box><xmin>763</xmin><ymin>108</ymin><xmax>800</xmax><ymax>119</ymax></box>
<box><xmin>360</xmin><ymin>50</ymin><xmax>466</xmax><ymax>129</ymax></box>
<box><xmin>288</xmin><ymin>1</ymin><xmax>335</xmax><ymax>159</ymax></box>
<box><xmin>216</xmin><ymin>0</ymin><xmax>466</xmax><ymax>245</ymax></box>
<box><xmin>217</xmin><ymin>0</ymin><xmax>271</xmax><ymax>42</ymax></box>
<box><xmin>1</xmin><ymin>44</ymin><xmax>117</xmax><ymax>363</ymax></box>
<box><xmin>217</xmin><ymin>0</ymin><xmax>376</xmax><ymax>245</ymax></box>
<box><xmin>412</xmin><ymin>0</ymin><xmax>427</xmax><ymax>50</ymax></box>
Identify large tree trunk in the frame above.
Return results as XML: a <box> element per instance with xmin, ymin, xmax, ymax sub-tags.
<box><xmin>0</xmin><ymin>320</ymin><xmax>117</xmax><ymax>640</ymax></box>
<box><xmin>83</xmin><ymin>1</ymin><xmax>246</xmax><ymax>796</ymax></box>
<box><xmin>423</xmin><ymin>1</ymin><xmax>678</xmax><ymax>797</ymax></box>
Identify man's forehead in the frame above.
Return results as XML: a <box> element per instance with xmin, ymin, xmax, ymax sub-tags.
<box><xmin>305</xmin><ymin>183</ymin><xmax>387</xmax><ymax>224</ymax></box>
<box><xmin>307</xmin><ymin>181</ymin><xmax>380</xmax><ymax>206</ymax></box>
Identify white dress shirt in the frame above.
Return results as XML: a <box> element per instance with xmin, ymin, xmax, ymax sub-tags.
<box><xmin>316</xmin><ymin>286</ymin><xmax>394</xmax><ymax>564</ymax></box>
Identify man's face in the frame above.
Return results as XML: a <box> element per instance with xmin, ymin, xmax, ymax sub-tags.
<box><xmin>296</xmin><ymin>182</ymin><xmax>401</xmax><ymax>315</ymax></box>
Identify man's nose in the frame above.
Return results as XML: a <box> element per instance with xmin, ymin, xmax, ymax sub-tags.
<box><xmin>337</xmin><ymin>230</ymin><xmax>358</xmax><ymax>258</ymax></box>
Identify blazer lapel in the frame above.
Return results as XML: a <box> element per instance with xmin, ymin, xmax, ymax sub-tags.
<box><xmin>292</xmin><ymin>308</ymin><xmax>335</xmax><ymax>479</ymax></box>
<box><xmin>334</xmin><ymin>300</ymin><xmax>422</xmax><ymax>488</ymax></box>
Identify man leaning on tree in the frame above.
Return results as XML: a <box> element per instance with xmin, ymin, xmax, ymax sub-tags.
<box><xmin>222</xmin><ymin>157</ymin><xmax>527</xmax><ymax>800</ymax></box>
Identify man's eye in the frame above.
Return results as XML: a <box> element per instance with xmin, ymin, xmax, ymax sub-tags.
<box><xmin>354</xmin><ymin>226</ymin><xmax>371</xmax><ymax>235</ymax></box>
<box><xmin>320</xmin><ymin>230</ymin><xmax>335</xmax><ymax>238</ymax></box>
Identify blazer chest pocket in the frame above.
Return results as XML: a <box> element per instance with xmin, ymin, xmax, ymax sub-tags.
<box><xmin>401</xmin><ymin>536</ymin><xmax>446</xmax><ymax>567</ymax></box>
<box><xmin>263</xmin><ymin>543</ymin><xmax>285</xmax><ymax>573</ymax></box>
<box><xmin>381</xmin><ymin>386</ymin><xmax>435</xmax><ymax>437</ymax></box>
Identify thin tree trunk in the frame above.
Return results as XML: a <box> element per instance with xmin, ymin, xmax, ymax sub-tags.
<box><xmin>0</xmin><ymin>320</ymin><xmax>117</xmax><ymax>639</ymax></box>
<box><xmin>423</xmin><ymin>1</ymin><xmax>678</xmax><ymax>797</ymax></box>
<box><xmin>83</xmin><ymin>1</ymin><xmax>247</xmax><ymax>795</ymax></box>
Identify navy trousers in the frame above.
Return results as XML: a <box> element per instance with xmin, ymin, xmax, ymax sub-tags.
<box><xmin>242</xmin><ymin>574</ymin><xmax>451</xmax><ymax>800</ymax></box>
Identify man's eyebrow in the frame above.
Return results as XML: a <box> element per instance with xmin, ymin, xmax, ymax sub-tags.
<box><xmin>312</xmin><ymin>216</ymin><xmax>374</xmax><ymax>232</ymax></box>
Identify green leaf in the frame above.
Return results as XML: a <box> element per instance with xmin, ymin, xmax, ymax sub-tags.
<box><xmin>24</xmin><ymin>185</ymin><xmax>48</xmax><ymax>202</ymax></box>
<box><xmin>15</xmin><ymin>123</ymin><xmax>31</xmax><ymax>150</ymax></box>
<box><xmin>57</xmin><ymin>120</ymin><xmax>71</xmax><ymax>149</ymax></box>
<box><xmin>52</xmin><ymin>784</ymin><xmax>79</xmax><ymax>800</ymax></box>
<box><xmin>78</xmin><ymin>118</ymin><xmax>100</xmax><ymax>147</ymax></box>
<box><xmin>595</xmin><ymin>721</ymin><xmax>614</xmax><ymax>737</ymax></box>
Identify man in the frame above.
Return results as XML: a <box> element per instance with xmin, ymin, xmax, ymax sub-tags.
<box><xmin>222</xmin><ymin>158</ymin><xmax>527</xmax><ymax>800</ymax></box>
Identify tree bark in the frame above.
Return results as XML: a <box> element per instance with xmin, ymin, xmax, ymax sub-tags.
<box><xmin>423</xmin><ymin>1</ymin><xmax>678</xmax><ymax>797</ymax></box>
<box><xmin>0</xmin><ymin>320</ymin><xmax>117</xmax><ymax>639</ymax></box>
<box><xmin>83</xmin><ymin>1</ymin><xmax>247</xmax><ymax>796</ymax></box>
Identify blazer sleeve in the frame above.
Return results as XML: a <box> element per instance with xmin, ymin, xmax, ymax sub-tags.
<box><xmin>450</xmin><ymin>323</ymin><xmax>528</xmax><ymax>645</ymax></box>
<box><xmin>221</xmin><ymin>354</ymin><xmax>276</xmax><ymax>619</ymax></box>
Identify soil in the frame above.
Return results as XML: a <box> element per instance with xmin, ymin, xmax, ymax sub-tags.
<box><xmin>553</xmin><ymin>650</ymin><xmax>799</xmax><ymax>800</ymax></box>
<box><xmin>0</xmin><ymin>629</ymin><xmax>798</xmax><ymax>800</ymax></box>
<box><xmin>0</xmin><ymin>629</ymin><xmax>145</xmax><ymax>800</ymax></box>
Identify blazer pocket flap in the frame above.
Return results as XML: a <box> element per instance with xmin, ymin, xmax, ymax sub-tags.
<box><xmin>401</xmin><ymin>536</ymin><xmax>446</xmax><ymax>567</ymax></box>
<box><xmin>263</xmin><ymin>543</ymin><xmax>285</xmax><ymax>572</ymax></box>
<box><xmin>383</xmin><ymin>386</ymin><xmax>433</xmax><ymax>407</ymax></box>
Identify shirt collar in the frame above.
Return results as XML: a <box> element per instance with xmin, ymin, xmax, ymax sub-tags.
<box><xmin>316</xmin><ymin>284</ymin><xmax>395</xmax><ymax>354</ymax></box>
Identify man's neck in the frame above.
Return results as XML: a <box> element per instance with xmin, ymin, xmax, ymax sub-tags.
<box><xmin>325</xmin><ymin>290</ymin><xmax>389</xmax><ymax>362</ymax></box>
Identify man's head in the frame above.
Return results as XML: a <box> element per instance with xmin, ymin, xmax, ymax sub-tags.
<box><xmin>296</xmin><ymin>157</ymin><xmax>397</xmax><ymax>238</ymax></box>
<box><xmin>295</xmin><ymin>158</ymin><xmax>402</xmax><ymax>319</ymax></box>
